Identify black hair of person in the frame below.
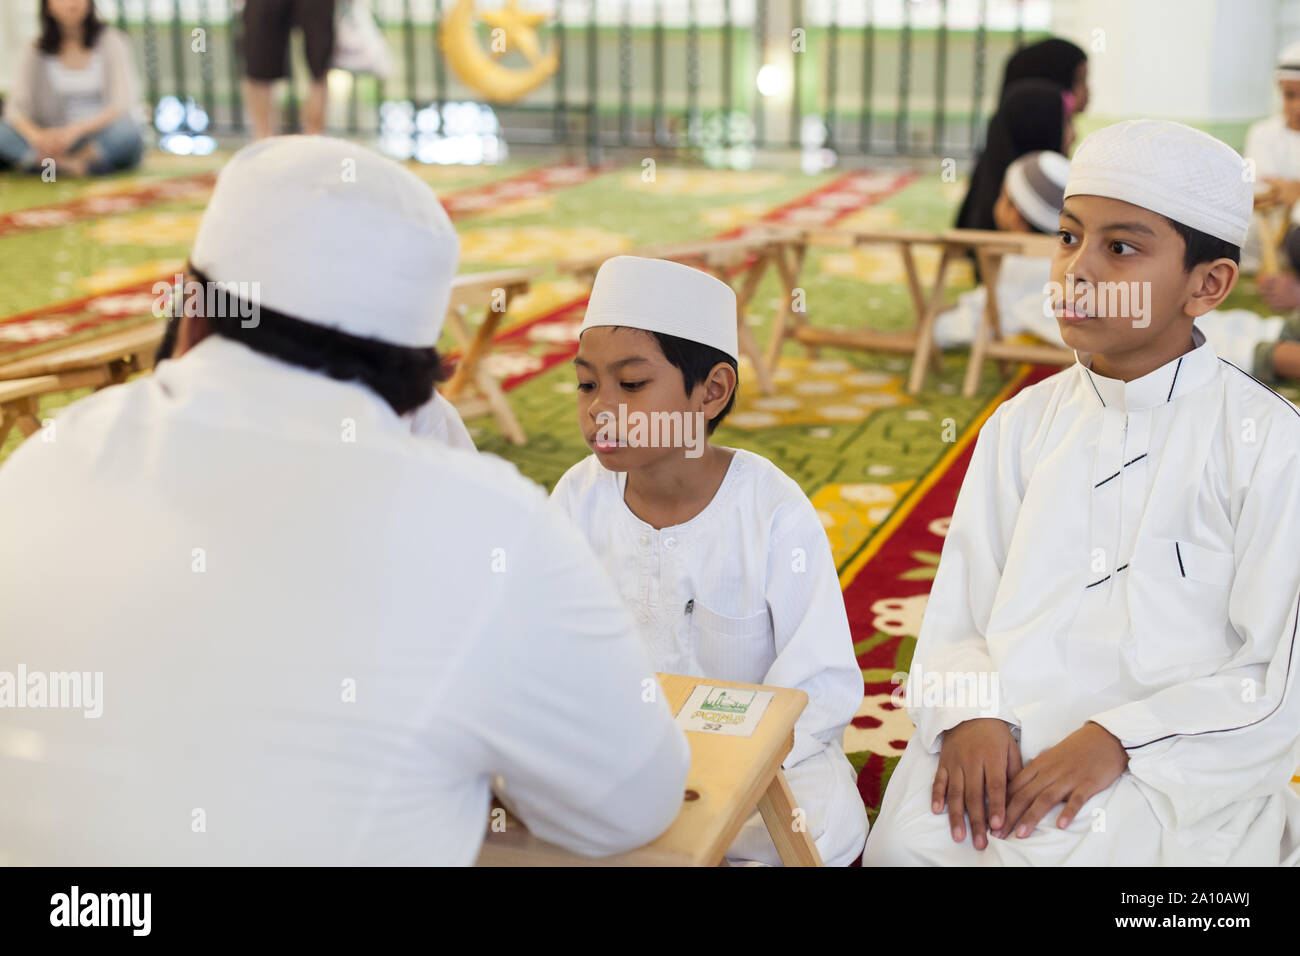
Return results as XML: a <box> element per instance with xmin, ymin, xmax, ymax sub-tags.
<box><xmin>955</xmin><ymin>79</ymin><xmax>1066</xmax><ymax>233</ymax></box>
<box><xmin>999</xmin><ymin>37</ymin><xmax>1087</xmax><ymax>101</ymax></box>
<box><xmin>1160</xmin><ymin>217</ymin><xmax>1241</xmax><ymax>272</ymax></box>
<box><xmin>38</xmin><ymin>0</ymin><xmax>105</xmax><ymax>54</ymax></box>
<box><xmin>168</xmin><ymin>265</ymin><xmax>449</xmax><ymax>416</ymax></box>
<box><xmin>648</xmin><ymin>330</ymin><xmax>738</xmax><ymax>435</ymax></box>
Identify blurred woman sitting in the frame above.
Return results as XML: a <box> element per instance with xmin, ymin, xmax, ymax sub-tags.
<box><xmin>0</xmin><ymin>0</ymin><xmax>144</xmax><ymax>177</ymax></box>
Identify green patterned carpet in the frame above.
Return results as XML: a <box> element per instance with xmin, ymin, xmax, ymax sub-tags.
<box><xmin>2</xmin><ymin>150</ymin><xmax>1296</xmax><ymax>808</ymax></box>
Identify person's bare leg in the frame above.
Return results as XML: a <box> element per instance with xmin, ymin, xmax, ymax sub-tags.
<box><xmin>244</xmin><ymin>78</ymin><xmax>276</xmax><ymax>139</ymax></box>
<box><xmin>1272</xmin><ymin>341</ymin><xmax>1300</xmax><ymax>382</ymax></box>
<box><xmin>303</xmin><ymin>78</ymin><xmax>328</xmax><ymax>135</ymax></box>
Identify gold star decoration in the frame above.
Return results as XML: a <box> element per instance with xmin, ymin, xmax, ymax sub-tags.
<box><xmin>478</xmin><ymin>0</ymin><xmax>548</xmax><ymax>64</ymax></box>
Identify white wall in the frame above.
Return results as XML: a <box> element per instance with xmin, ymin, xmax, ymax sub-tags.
<box><xmin>0</xmin><ymin>0</ymin><xmax>39</xmax><ymax>93</ymax></box>
<box><xmin>1051</xmin><ymin>0</ymin><xmax>1294</xmax><ymax>127</ymax></box>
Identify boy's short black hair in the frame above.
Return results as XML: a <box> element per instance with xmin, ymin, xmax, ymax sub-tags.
<box><xmin>170</xmin><ymin>266</ymin><xmax>448</xmax><ymax>416</ymax></box>
<box><xmin>649</xmin><ymin>330</ymin><xmax>738</xmax><ymax>434</ymax></box>
<box><xmin>1162</xmin><ymin>216</ymin><xmax>1241</xmax><ymax>272</ymax></box>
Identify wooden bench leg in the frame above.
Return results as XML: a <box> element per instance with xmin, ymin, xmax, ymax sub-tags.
<box><xmin>964</xmin><ymin>250</ymin><xmax>1003</xmax><ymax>398</ymax></box>
<box><xmin>442</xmin><ymin>289</ymin><xmax>528</xmax><ymax>444</ymax></box>
<box><xmin>715</xmin><ymin>260</ymin><xmax>776</xmax><ymax>396</ymax></box>
<box><xmin>765</xmin><ymin>241</ymin><xmax>815</xmax><ymax>370</ymax></box>
<box><xmin>907</xmin><ymin>247</ymin><xmax>952</xmax><ymax>395</ymax></box>
<box><xmin>0</xmin><ymin>408</ymin><xmax>16</xmax><ymax>448</ymax></box>
<box><xmin>477</xmin><ymin>368</ymin><xmax>527</xmax><ymax>445</ymax></box>
<box><xmin>1</xmin><ymin>397</ymin><xmax>42</xmax><ymax>447</ymax></box>
<box><xmin>755</xmin><ymin>768</ymin><xmax>824</xmax><ymax>867</ymax></box>
<box><xmin>445</xmin><ymin>304</ymin><xmax>506</xmax><ymax>400</ymax></box>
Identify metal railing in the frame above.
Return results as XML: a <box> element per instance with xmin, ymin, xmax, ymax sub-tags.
<box><xmin>100</xmin><ymin>0</ymin><xmax>1048</xmax><ymax>162</ymax></box>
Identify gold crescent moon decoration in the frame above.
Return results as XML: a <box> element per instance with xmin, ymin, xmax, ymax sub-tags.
<box><xmin>440</xmin><ymin>0</ymin><xmax>559</xmax><ymax>103</ymax></box>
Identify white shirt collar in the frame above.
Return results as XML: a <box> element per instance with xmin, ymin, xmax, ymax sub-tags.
<box><xmin>154</xmin><ymin>334</ymin><xmax>405</xmax><ymax>436</ymax></box>
<box><xmin>1073</xmin><ymin>324</ymin><xmax>1218</xmax><ymax>411</ymax></box>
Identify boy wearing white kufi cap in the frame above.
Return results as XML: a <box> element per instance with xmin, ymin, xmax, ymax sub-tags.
<box><xmin>550</xmin><ymin>255</ymin><xmax>868</xmax><ymax>866</ymax></box>
<box><xmin>867</xmin><ymin>120</ymin><xmax>1300</xmax><ymax>867</ymax></box>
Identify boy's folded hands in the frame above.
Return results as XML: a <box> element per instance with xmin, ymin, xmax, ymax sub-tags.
<box><xmin>931</xmin><ymin>717</ymin><xmax>1023</xmax><ymax>851</ymax></box>
<box><xmin>997</xmin><ymin>722</ymin><xmax>1129</xmax><ymax>841</ymax></box>
<box><xmin>934</xmin><ymin>719</ymin><xmax>1130</xmax><ymax>849</ymax></box>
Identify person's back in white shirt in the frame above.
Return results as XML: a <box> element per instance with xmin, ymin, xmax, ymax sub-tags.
<box><xmin>0</xmin><ymin>336</ymin><xmax>689</xmax><ymax>865</ymax></box>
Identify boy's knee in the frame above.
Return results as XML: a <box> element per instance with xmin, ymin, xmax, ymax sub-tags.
<box><xmin>861</xmin><ymin>812</ymin><xmax>918</xmax><ymax>866</ymax></box>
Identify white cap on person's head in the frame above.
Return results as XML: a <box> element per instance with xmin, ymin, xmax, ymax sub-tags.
<box><xmin>1004</xmin><ymin>150</ymin><xmax>1070</xmax><ymax>233</ymax></box>
<box><xmin>1063</xmin><ymin>119</ymin><xmax>1252</xmax><ymax>248</ymax></box>
<box><xmin>580</xmin><ymin>255</ymin><xmax>739</xmax><ymax>361</ymax></box>
<box><xmin>1278</xmin><ymin>41</ymin><xmax>1300</xmax><ymax>80</ymax></box>
<box><xmin>190</xmin><ymin>135</ymin><xmax>459</xmax><ymax>348</ymax></box>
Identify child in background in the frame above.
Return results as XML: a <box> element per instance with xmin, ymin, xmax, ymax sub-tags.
<box><xmin>935</xmin><ymin>150</ymin><xmax>1071</xmax><ymax>349</ymax></box>
<box><xmin>550</xmin><ymin>255</ymin><xmax>868</xmax><ymax>866</ymax></box>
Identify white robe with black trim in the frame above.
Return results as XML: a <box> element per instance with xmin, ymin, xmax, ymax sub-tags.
<box><xmin>865</xmin><ymin>325</ymin><xmax>1300</xmax><ymax>866</ymax></box>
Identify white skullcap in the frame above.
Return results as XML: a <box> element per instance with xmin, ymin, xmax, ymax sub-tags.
<box><xmin>191</xmin><ymin>135</ymin><xmax>459</xmax><ymax>348</ymax></box>
<box><xmin>1004</xmin><ymin>150</ymin><xmax>1070</xmax><ymax>233</ymax></box>
<box><xmin>1278</xmin><ymin>41</ymin><xmax>1300</xmax><ymax>79</ymax></box>
<box><xmin>580</xmin><ymin>256</ymin><xmax>739</xmax><ymax>361</ymax></box>
<box><xmin>1064</xmin><ymin>119</ymin><xmax>1252</xmax><ymax>248</ymax></box>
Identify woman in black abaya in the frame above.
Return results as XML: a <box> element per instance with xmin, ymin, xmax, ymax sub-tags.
<box><xmin>954</xmin><ymin>78</ymin><xmax>1071</xmax><ymax>233</ymax></box>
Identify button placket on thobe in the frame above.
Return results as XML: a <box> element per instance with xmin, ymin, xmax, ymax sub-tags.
<box><xmin>1072</xmin><ymin>395</ymin><xmax>1130</xmax><ymax>687</ymax></box>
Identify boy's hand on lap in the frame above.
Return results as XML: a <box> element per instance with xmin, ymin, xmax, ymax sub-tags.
<box><xmin>999</xmin><ymin>722</ymin><xmax>1128</xmax><ymax>840</ymax></box>
<box><xmin>932</xmin><ymin>718</ymin><xmax>1022</xmax><ymax>851</ymax></box>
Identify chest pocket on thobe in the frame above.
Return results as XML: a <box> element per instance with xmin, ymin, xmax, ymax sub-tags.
<box><xmin>688</xmin><ymin>602</ymin><xmax>774</xmax><ymax>685</ymax></box>
<box><xmin>1126</xmin><ymin>536</ymin><xmax>1239</xmax><ymax>680</ymax></box>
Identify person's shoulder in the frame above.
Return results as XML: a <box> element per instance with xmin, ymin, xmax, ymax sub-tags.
<box><xmin>723</xmin><ymin>446</ymin><xmax>797</xmax><ymax>496</ymax></box>
<box><xmin>1247</xmin><ymin>114</ymin><xmax>1282</xmax><ymax>135</ymax></box>
<box><xmin>550</xmin><ymin>452</ymin><xmax>613</xmax><ymax>500</ymax></box>
<box><xmin>96</xmin><ymin>25</ymin><xmax>130</xmax><ymax>47</ymax></box>
<box><xmin>93</xmin><ymin>26</ymin><xmax>134</xmax><ymax>62</ymax></box>
<box><xmin>1215</xmin><ymin>357</ymin><xmax>1300</xmax><ymax>450</ymax></box>
<box><xmin>429</xmin><ymin>444</ymin><xmax>550</xmax><ymax>513</ymax></box>
<box><xmin>976</xmin><ymin>364</ymin><xmax>1078</xmax><ymax>437</ymax></box>
<box><xmin>0</xmin><ymin>374</ymin><xmax>151</xmax><ymax>479</ymax></box>
<box><xmin>723</xmin><ymin>448</ymin><xmax>822</xmax><ymax>532</ymax></box>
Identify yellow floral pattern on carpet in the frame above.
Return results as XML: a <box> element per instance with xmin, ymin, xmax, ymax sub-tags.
<box><xmin>457</xmin><ymin>226</ymin><xmax>629</xmax><ymax>264</ymax></box>
<box><xmin>727</xmin><ymin>356</ymin><xmax>914</xmax><ymax>430</ymax></box>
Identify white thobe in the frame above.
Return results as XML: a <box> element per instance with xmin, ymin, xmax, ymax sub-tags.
<box><xmin>406</xmin><ymin>389</ymin><xmax>477</xmax><ymax>451</ymax></box>
<box><xmin>934</xmin><ymin>254</ymin><xmax>1285</xmax><ymax>375</ymax></box>
<box><xmin>933</xmin><ymin>253</ymin><xmax>1064</xmax><ymax>350</ymax></box>
<box><xmin>550</xmin><ymin>448</ymin><xmax>868</xmax><ymax>866</ymax></box>
<box><xmin>865</xmin><ymin>325</ymin><xmax>1300</xmax><ymax>866</ymax></box>
<box><xmin>0</xmin><ymin>335</ymin><xmax>690</xmax><ymax>865</ymax></box>
<box><xmin>1245</xmin><ymin>115</ymin><xmax>1300</xmax><ymax>181</ymax></box>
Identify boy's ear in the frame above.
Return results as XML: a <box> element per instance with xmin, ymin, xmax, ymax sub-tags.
<box><xmin>1183</xmin><ymin>258</ymin><xmax>1239</xmax><ymax>318</ymax></box>
<box><xmin>702</xmin><ymin>362</ymin><xmax>737</xmax><ymax>414</ymax></box>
